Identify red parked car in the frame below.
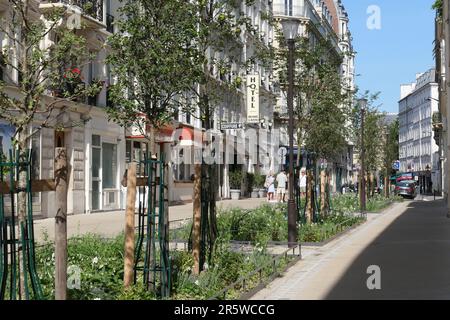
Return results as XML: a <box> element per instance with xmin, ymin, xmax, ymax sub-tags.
<box><xmin>395</xmin><ymin>180</ymin><xmax>417</xmax><ymax>199</ymax></box>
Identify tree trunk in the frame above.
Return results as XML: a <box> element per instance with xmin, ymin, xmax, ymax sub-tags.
<box><xmin>370</xmin><ymin>173</ymin><xmax>375</xmax><ymax>197</ymax></box>
<box><xmin>320</xmin><ymin>169</ymin><xmax>326</xmax><ymax>216</ymax></box>
<box><xmin>55</xmin><ymin>148</ymin><xmax>68</xmax><ymax>300</ymax></box>
<box><xmin>148</xmin><ymin>126</ymin><xmax>157</xmax><ymax>156</ymax></box>
<box><xmin>326</xmin><ymin>170</ymin><xmax>331</xmax><ymax>213</ymax></box>
<box><xmin>123</xmin><ymin>162</ymin><xmax>136</xmax><ymax>288</ymax></box>
<box><xmin>17</xmin><ymin>134</ymin><xmax>28</xmax><ymax>299</ymax></box>
<box><xmin>192</xmin><ymin>164</ymin><xmax>201</xmax><ymax>275</ymax></box>
<box><xmin>306</xmin><ymin>170</ymin><xmax>314</xmax><ymax>224</ymax></box>
<box><xmin>385</xmin><ymin>175</ymin><xmax>389</xmax><ymax>198</ymax></box>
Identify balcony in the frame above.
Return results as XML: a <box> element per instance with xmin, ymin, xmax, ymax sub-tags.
<box><xmin>273</xmin><ymin>0</ymin><xmax>306</xmax><ymax>17</ymax></box>
<box><xmin>40</xmin><ymin>0</ymin><xmax>105</xmax><ymax>28</ymax></box>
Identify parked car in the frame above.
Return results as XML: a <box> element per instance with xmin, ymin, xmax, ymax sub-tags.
<box><xmin>395</xmin><ymin>181</ymin><xmax>417</xmax><ymax>199</ymax></box>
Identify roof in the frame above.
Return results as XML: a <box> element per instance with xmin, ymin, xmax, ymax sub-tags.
<box><xmin>381</xmin><ymin>113</ymin><xmax>398</xmax><ymax>126</ymax></box>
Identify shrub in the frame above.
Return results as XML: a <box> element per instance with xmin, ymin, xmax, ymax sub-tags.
<box><xmin>229</xmin><ymin>170</ymin><xmax>242</xmax><ymax>190</ymax></box>
<box><xmin>254</xmin><ymin>173</ymin><xmax>266</xmax><ymax>189</ymax></box>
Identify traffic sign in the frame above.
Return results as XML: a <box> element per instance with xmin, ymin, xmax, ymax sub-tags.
<box><xmin>392</xmin><ymin>160</ymin><xmax>400</xmax><ymax>171</ymax></box>
<box><xmin>221</xmin><ymin>122</ymin><xmax>243</xmax><ymax>130</ymax></box>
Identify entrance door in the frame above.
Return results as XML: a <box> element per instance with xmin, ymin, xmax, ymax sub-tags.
<box><xmin>92</xmin><ymin>135</ymin><xmax>101</xmax><ymax>211</ymax></box>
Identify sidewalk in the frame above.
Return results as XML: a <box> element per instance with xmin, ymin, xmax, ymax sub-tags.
<box><xmin>250</xmin><ymin>201</ymin><xmax>410</xmax><ymax>300</ymax></box>
<box><xmin>33</xmin><ymin>197</ymin><xmax>268</xmax><ymax>243</ymax></box>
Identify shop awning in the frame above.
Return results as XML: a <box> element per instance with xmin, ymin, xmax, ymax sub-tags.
<box><xmin>173</xmin><ymin>126</ymin><xmax>203</xmax><ymax>147</ymax></box>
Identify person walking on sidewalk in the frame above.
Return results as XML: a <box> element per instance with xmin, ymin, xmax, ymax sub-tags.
<box><xmin>299</xmin><ymin>169</ymin><xmax>307</xmax><ymax>198</ymax></box>
<box><xmin>265</xmin><ymin>172</ymin><xmax>275</xmax><ymax>201</ymax></box>
<box><xmin>276</xmin><ymin>169</ymin><xmax>288</xmax><ymax>203</ymax></box>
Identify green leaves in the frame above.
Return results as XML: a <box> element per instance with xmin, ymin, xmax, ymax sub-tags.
<box><xmin>107</xmin><ymin>0</ymin><xmax>203</xmax><ymax>130</ymax></box>
<box><xmin>275</xmin><ymin>36</ymin><xmax>352</xmax><ymax>160</ymax></box>
<box><xmin>0</xmin><ymin>2</ymin><xmax>103</xmax><ymax>145</ymax></box>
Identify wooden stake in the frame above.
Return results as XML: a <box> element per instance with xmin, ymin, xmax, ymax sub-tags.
<box><xmin>55</xmin><ymin>148</ymin><xmax>68</xmax><ymax>300</ymax></box>
<box><xmin>306</xmin><ymin>170</ymin><xmax>314</xmax><ymax>224</ymax></box>
<box><xmin>320</xmin><ymin>169</ymin><xmax>326</xmax><ymax>215</ymax></box>
<box><xmin>124</xmin><ymin>163</ymin><xmax>137</xmax><ymax>288</ymax></box>
<box><xmin>192</xmin><ymin>164</ymin><xmax>202</xmax><ymax>275</ymax></box>
<box><xmin>385</xmin><ymin>176</ymin><xmax>390</xmax><ymax>198</ymax></box>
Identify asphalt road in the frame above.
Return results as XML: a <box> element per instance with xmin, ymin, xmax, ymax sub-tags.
<box><xmin>252</xmin><ymin>197</ymin><xmax>450</xmax><ymax>300</ymax></box>
<box><xmin>326</xmin><ymin>198</ymin><xmax>450</xmax><ymax>299</ymax></box>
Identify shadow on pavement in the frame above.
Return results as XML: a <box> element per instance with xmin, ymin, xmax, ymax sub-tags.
<box><xmin>324</xmin><ymin>199</ymin><xmax>450</xmax><ymax>300</ymax></box>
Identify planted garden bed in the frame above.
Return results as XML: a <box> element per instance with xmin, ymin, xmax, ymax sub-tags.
<box><xmin>34</xmin><ymin>194</ymin><xmax>400</xmax><ymax>300</ymax></box>
<box><xmin>35</xmin><ymin>234</ymin><xmax>296</xmax><ymax>300</ymax></box>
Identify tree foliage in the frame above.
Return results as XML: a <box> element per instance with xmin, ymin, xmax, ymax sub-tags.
<box><xmin>352</xmin><ymin>91</ymin><xmax>385</xmax><ymax>173</ymax></box>
<box><xmin>0</xmin><ymin>1</ymin><xmax>101</xmax><ymax>148</ymax></box>
<box><xmin>106</xmin><ymin>0</ymin><xmax>203</xmax><ymax>132</ymax></box>
<box><xmin>274</xmin><ymin>32</ymin><xmax>353</xmax><ymax>161</ymax></box>
<box><xmin>193</xmin><ymin>0</ymin><xmax>275</xmax><ymax>122</ymax></box>
<box><xmin>383</xmin><ymin>118</ymin><xmax>399</xmax><ymax>176</ymax></box>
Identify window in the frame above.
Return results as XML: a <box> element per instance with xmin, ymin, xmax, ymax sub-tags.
<box><xmin>31</xmin><ymin>130</ymin><xmax>40</xmax><ymax>180</ymax></box>
<box><xmin>126</xmin><ymin>140</ymin><xmax>132</xmax><ymax>163</ymax></box>
<box><xmin>102</xmin><ymin>143</ymin><xmax>117</xmax><ymax>189</ymax></box>
<box><xmin>92</xmin><ymin>135</ymin><xmax>101</xmax><ymax>147</ymax></box>
<box><xmin>186</xmin><ymin>112</ymin><xmax>191</xmax><ymax>125</ymax></box>
<box><xmin>173</xmin><ymin>147</ymin><xmax>192</xmax><ymax>181</ymax></box>
<box><xmin>285</xmin><ymin>0</ymin><xmax>292</xmax><ymax>15</ymax></box>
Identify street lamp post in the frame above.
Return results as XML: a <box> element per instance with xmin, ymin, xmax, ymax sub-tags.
<box><xmin>281</xmin><ymin>18</ymin><xmax>300</xmax><ymax>248</ymax></box>
<box><xmin>359</xmin><ymin>98</ymin><xmax>367</xmax><ymax>214</ymax></box>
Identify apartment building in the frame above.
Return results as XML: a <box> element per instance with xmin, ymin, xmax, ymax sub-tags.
<box><xmin>399</xmin><ymin>69</ymin><xmax>441</xmax><ymax>193</ymax></box>
<box><xmin>435</xmin><ymin>1</ymin><xmax>448</xmax><ymax>200</ymax></box>
<box><xmin>272</xmin><ymin>0</ymin><xmax>356</xmax><ymax>192</ymax></box>
<box><xmin>0</xmin><ymin>0</ymin><xmax>126</xmax><ymax>217</ymax></box>
<box><xmin>0</xmin><ymin>0</ymin><xmax>281</xmax><ymax>217</ymax></box>
<box><xmin>434</xmin><ymin>1</ymin><xmax>450</xmax><ymax>216</ymax></box>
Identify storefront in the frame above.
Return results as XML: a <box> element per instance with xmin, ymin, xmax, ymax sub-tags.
<box><xmin>85</xmin><ymin>110</ymin><xmax>126</xmax><ymax>214</ymax></box>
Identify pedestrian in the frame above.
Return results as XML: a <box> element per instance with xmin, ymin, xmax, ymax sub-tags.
<box><xmin>299</xmin><ymin>168</ymin><xmax>307</xmax><ymax>198</ymax></box>
<box><xmin>284</xmin><ymin>177</ymin><xmax>288</xmax><ymax>202</ymax></box>
<box><xmin>265</xmin><ymin>172</ymin><xmax>275</xmax><ymax>202</ymax></box>
<box><xmin>276</xmin><ymin>169</ymin><xmax>288</xmax><ymax>203</ymax></box>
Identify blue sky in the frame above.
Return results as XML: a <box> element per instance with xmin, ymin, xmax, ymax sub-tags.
<box><xmin>344</xmin><ymin>0</ymin><xmax>436</xmax><ymax>113</ymax></box>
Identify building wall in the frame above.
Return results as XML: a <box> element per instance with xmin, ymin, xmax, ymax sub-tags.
<box><xmin>399</xmin><ymin>69</ymin><xmax>441</xmax><ymax>191</ymax></box>
<box><xmin>273</xmin><ymin>0</ymin><xmax>355</xmax><ymax>192</ymax></box>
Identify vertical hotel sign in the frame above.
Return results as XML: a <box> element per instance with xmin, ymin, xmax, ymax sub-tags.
<box><xmin>246</xmin><ymin>74</ymin><xmax>260</xmax><ymax>123</ymax></box>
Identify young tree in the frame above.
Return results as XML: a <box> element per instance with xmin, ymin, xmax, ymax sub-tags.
<box><xmin>382</xmin><ymin>118</ymin><xmax>399</xmax><ymax>197</ymax></box>
<box><xmin>0</xmin><ymin>1</ymin><xmax>101</xmax><ymax>299</ymax></box>
<box><xmin>274</xmin><ymin>34</ymin><xmax>352</xmax><ymax>220</ymax></box>
<box><xmin>106</xmin><ymin>0</ymin><xmax>203</xmax><ymax>153</ymax></box>
<box><xmin>106</xmin><ymin>0</ymin><xmax>203</xmax><ymax>292</ymax></box>
<box><xmin>189</xmin><ymin>0</ymin><xmax>274</xmax><ymax>273</ymax></box>
<box><xmin>352</xmin><ymin>92</ymin><xmax>384</xmax><ymax>199</ymax></box>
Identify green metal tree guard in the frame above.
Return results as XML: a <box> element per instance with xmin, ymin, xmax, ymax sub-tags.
<box><xmin>294</xmin><ymin>166</ymin><xmax>305</xmax><ymax>224</ymax></box>
<box><xmin>199</xmin><ymin>162</ymin><xmax>217</xmax><ymax>272</ymax></box>
<box><xmin>0</xmin><ymin>149</ymin><xmax>43</xmax><ymax>300</ymax></box>
<box><xmin>134</xmin><ymin>153</ymin><xmax>171</xmax><ymax>298</ymax></box>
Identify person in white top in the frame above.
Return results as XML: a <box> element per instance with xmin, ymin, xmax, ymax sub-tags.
<box><xmin>299</xmin><ymin>169</ymin><xmax>307</xmax><ymax>198</ymax></box>
<box><xmin>276</xmin><ymin>170</ymin><xmax>288</xmax><ymax>203</ymax></box>
<box><xmin>265</xmin><ymin>172</ymin><xmax>275</xmax><ymax>201</ymax></box>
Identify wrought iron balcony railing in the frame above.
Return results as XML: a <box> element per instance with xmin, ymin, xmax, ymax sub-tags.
<box><xmin>45</xmin><ymin>0</ymin><xmax>104</xmax><ymax>22</ymax></box>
